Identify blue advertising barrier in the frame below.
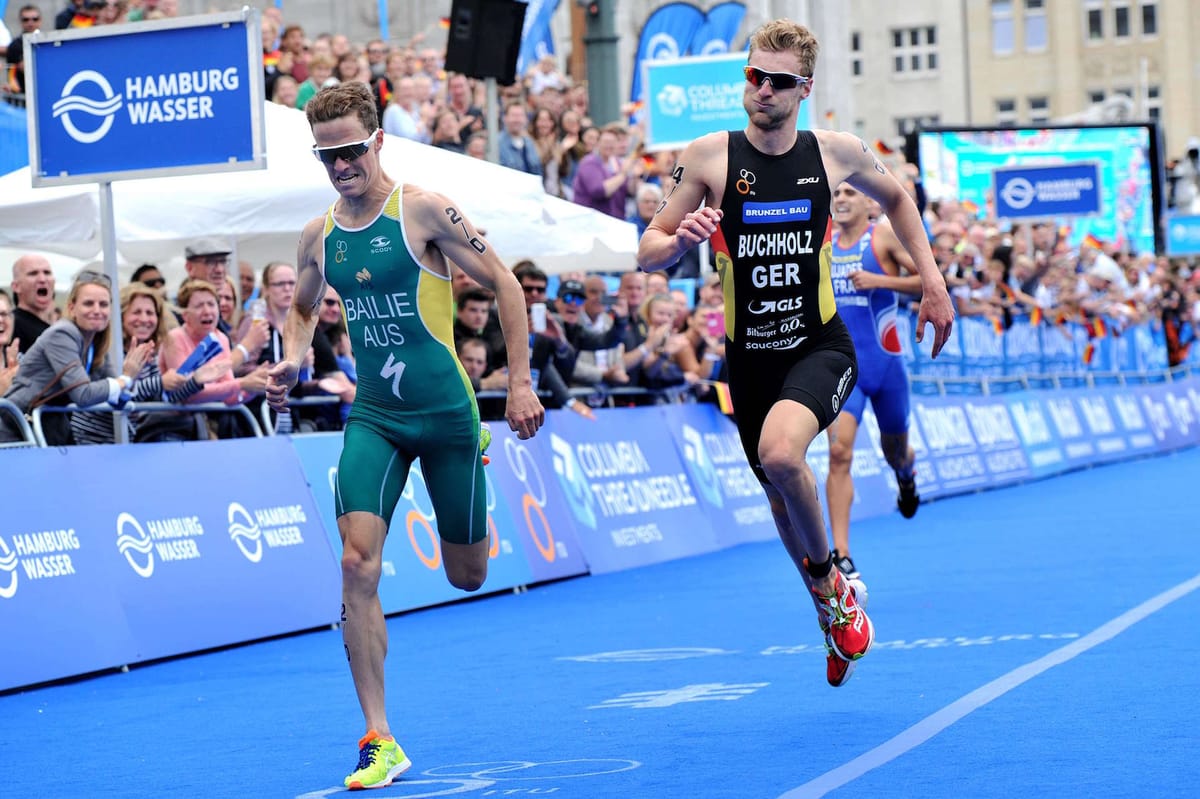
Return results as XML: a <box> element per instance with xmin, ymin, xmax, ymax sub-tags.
<box><xmin>536</xmin><ymin>407</ymin><xmax>720</xmax><ymax>573</ymax></box>
<box><xmin>992</xmin><ymin>161</ymin><xmax>1102</xmax><ymax>220</ymax></box>
<box><xmin>0</xmin><ymin>437</ymin><xmax>340</xmax><ymax>691</ymax></box>
<box><xmin>1165</xmin><ymin>213</ymin><xmax>1200</xmax><ymax>257</ymax></box>
<box><xmin>288</xmin><ymin>432</ymin><xmax>539</xmax><ymax>616</ymax></box>
<box><xmin>659</xmin><ymin>403</ymin><xmax>775</xmax><ymax>547</ymax></box>
<box><xmin>26</xmin><ymin>10</ymin><xmax>265</xmax><ymax>185</ymax></box>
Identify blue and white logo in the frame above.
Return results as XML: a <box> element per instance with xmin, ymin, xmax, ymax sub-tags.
<box><xmin>0</xmin><ymin>536</ymin><xmax>18</xmax><ymax>599</ymax></box>
<box><xmin>680</xmin><ymin>424</ymin><xmax>723</xmax><ymax>508</ymax></box>
<box><xmin>116</xmin><ymin>512</ymin><xmax>154</xmax><ymax>578</ymax></box>
<box><xmin>656</xmin><ymin>84</ymin><xmax>688</xmax><ymax>117</ymax></box>
<box><xmin>227</xmin><ymin>502</ymin><xmax>262</xmax><ymax>563</ymax></box>
<box><xmin>742</xmin><ymin>200</ymin><xmax>812</xmax><ymax>224</ymax></box>
<box><xmin>52</xmin><ymin>70</ymin><xmax>124</xmax><ymax>144</ymax></box>
<box><xmin>550</xmin><ymin>433</ymin><xmax>597</xmax><ymax>529</ymax></box>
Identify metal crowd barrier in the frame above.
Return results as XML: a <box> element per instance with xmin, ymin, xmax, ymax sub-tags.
<box><xmin>30</xmin><ymin>401</ymin><xmax>264</xmax><ymax>447</ymax></box>
<box><xmin>258</xmin><ymin>394</ymin><xmax>341</xmax><ymax>436</ymax></box>
<box><xmin>0</xmin><ymin>398</ymin><xmax>36</xmax><ymax>448</ymax></box>
<box><xmin>911</xmin><ymin>363</ymin><xmax>1199</xmax><ymax>397</ymax></box>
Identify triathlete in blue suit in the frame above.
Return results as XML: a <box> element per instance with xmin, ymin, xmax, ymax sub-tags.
<box><xmin>825</xmin><ymin>183</ymin><xmax>924</xmax><ymax>579</ymax></box>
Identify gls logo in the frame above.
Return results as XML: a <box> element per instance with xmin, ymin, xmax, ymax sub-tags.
<box><xmin>369</xmin><ymin>235</ymin><xmax>392</xmax><ymax>253</ymax></box>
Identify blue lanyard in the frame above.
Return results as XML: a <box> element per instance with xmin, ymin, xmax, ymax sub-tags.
<box><xmin>84</xmin><ymin>343</ymin><xmax>94</xmax><ymax>374</ymax></box>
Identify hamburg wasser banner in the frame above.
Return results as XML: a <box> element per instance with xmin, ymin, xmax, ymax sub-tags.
<box><xmin>25</xmin><ymin>9</ymin><xmax>266</xmax><ymax>186</ymax></box>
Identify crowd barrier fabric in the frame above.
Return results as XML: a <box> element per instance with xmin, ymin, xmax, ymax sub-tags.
<box><xmin>0</xmin><ymin>438</ymin><xmax>340</xmax><ymax>691</ymax></box>
<box><xmin>288</xmin><ymin>433</ymin><xmax>540</xmax><ymax>615</ymax></box>
<box><xmin>533</xmin><ymin>407</ymin><xmax>720</xmax><ymax>574</ymax></box>
<box><xmin>659</xmin><ymin>404</ymin><xmax>777</xmax><ymax>548</ymax></box>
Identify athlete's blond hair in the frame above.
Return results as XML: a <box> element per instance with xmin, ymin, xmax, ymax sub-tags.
<box><xmin>748</xmin><ymin>19</ymin><xmax>820</xmax><ymax>78</ymax></box>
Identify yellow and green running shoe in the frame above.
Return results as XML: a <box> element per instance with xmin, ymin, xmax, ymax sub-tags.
<box><xmin>344</xmin><ymin>729</ymin><xmax>411</xmax><ymax>790</ymax></box>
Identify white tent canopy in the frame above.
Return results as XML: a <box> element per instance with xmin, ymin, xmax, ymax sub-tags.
<box><xmin>0</xmin><ymin>102</ymin><xmax>638</xmax><ymax>286</ymax></box>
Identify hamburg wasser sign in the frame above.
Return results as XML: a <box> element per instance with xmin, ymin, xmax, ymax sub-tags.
<box><xmin>25</xmin><ymin>9</ymin><xmax>266</xmax><ymax>186</ymax></box>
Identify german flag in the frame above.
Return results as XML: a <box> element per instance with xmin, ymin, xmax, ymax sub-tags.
<box><xmin>1091</xmin><ymin>316</ymin><xmax>1108</xmax><ymax>338</ymax></box>
<box><xmin>962</xmin><ymin>198</ymin><xmax>980</xmax><ymax>218</ymax></box>
<box><xmin>1082</xmin><ymin>342</ymin><xmax>1096</xmax><ymax>365</ymax></box>
<box><xmin>991</xmin><ymin>315</ymin><xmax>1004</xmax><ymax>335</ymax></box>
<box><xmin>873</xmin><ymin>138</ymin><xmax>895</xmax><ymax>155</ymax></box>
<box><xmin>1082</xmin><ymin>233</ymin><xmax>1104</xmax><ymax>250</ymax></box>
<box><xmin>438</xmin><ymin>16</ymin><xmax>451</xmax><ymax>29</ymax></box>
<box><xmin>714</xmin><ymin>382</ymin><xmax>734</xmax><ymax>416</ymax></box>
<box><xmin>1029</xmin><ymin>307</ymin><xmax>1044</xmax><ymax>326</ymax></box>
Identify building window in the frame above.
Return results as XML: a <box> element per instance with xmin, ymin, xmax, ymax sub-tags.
<box><xmin>1141</xmin><ymin>2</ymin><xmax>1157</xmax><ymax>36</ymax></box>
<box><xmin>992</xmin><ymin>0</ymin><xmax>1014</xmax><ymax>54</ymax></box>
<box><xmin>1025</xmin><ymin>0</ymin><xmax>1047</xmax><ymax>50</ymax></box>
<box><xmin>894</xmin><ymin>115</ymin><xmax>940</xmax><ymax>138</ymax></box>
<box><xmin>1114</xmin><ymin>3</ymin><xmax>1131</xmax><ymax>39</ymax></box>
<box><xmin>995</xmin><ymin>98</ymin><xmax>1017</xmax><ymax>126</ymax></box>
<box><xmin>1086</xmin><ymin>1</ymin><xmax>1104</xmax><ymax>40</ymax></box>
<box><xmin>1028</xmin><ymin>96</ymin><xmax>1050</xmax><ymax>125</ymax></box>
<box><xmin>851</xmin><ymin>31</ymin><xmax>862</xmax><ymax>77</ymax></box>
<box><xmin>890</xmin><ymin>25</ymin><xmax>938</xmax><ymax>75</ymax></box>
<box><xmin>1145</xmin><ymin>85</ymin><xmax>1160</xmax><ymax>120</ymax></box>
<box><xmin>1088</xmin><ymin>89</ymin><xmax>1105</xmax><ymax>105</ymax></box>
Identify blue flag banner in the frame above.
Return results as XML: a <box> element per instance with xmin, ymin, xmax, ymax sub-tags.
<box><xmin>516</xmin><ymin>0</ymin><xmax>561</xmax><ymax>80</ymax></box>
<box><xmin>628</xmin><ymin>2</ymin><xmax>705</xmax><ymax>112</ymax></box>
<box><xmin>686</xmin><ymin>1</ymin><xmax>746</xmax><ymax>56</ymax></box>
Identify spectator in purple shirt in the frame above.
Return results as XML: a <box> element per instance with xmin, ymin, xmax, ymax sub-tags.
<box><xmin>571</xmin><ymin>123</ymin><xmax>643</xmax><ymax>219</ymax></box>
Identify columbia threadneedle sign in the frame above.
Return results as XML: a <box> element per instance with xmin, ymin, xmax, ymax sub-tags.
<box><xmin>26</xmin><ymin>10</ymin><xmax>266</xmax><ymax>186</ymax></box>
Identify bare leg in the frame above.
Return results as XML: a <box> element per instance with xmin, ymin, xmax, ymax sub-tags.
<box><xmin>339</xmin><ymin>511</ymin><xmax>391</xmax><ymax>736</ymax></box>
<box><xmin>757</xmin><ymin>399</ymin><xmax>836</xmax><ymax>596</ymax></box>
<box><xmin>763</xmin><ymin>483</ymin><xmax>824</xmax><ymax>620</ymax></box>
<box><xmin>825</xmin><ymin>412</ymin><xmax>859</xmax><ymax>558</ymax></box>
<box><xmin>442</xmin><ymin>538</ymin><xmax>489</xmax><ymax>592</ymax></box>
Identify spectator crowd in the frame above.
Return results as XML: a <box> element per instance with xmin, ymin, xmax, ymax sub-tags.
<box><xmin>2</xmin><ymin>4</ymin><xmax>1198</xmax><ymax>445</ymax></box>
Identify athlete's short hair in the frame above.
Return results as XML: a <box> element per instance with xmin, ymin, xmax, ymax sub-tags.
<box><xmin>306</xmin><ymin>82</ymin><xmax>379</xmax><ymax>136</ymax></box>
<box><xmin>748</xmin><ymin>19</ymin><xmax>819</xmax><ymax>78</ymax></box>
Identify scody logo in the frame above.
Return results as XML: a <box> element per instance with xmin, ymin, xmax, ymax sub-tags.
<box><xmin>369</xmin><ymin>235</ymin><xmax>393</xmax><ymax>254</ymax></box>
<box><xmin>53</xmin><ymin>70</ymin><xmax>124</xmax><ymax>144</ymax></box>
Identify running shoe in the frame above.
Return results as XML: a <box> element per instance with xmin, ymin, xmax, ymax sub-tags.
<box><xmin>897</xmin><ymin>475</ymin><xmax>919</xmax><ymax>519</ymax></box>
<box><xmin>820</xmin><ymin>577</ymin><xmax>868</xmax><ymax>687</ymax></box>
<box><xmin>814</xmin><ymin>570</ymin><xmax>875</xmax><ymax>662</ymax></box>
<box><xmin>831</xmin><ymin>548</ymin><xmax>860</xmax><ymax>580</ymax></box>
<box><xmin>344</xmin><ymin>730</ymin><xmax>412</xmax><ymax>790</ymax></box>
<box><xmin>480</xmin><ymin>422</ymin><xmax>492</xmax><ymax>467</ymax></box>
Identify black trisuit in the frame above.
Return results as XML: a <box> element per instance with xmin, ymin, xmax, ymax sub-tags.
<box><xmin>709</xmin><ymin>130</ymin><xmax>858</xmax><ymax>483</ymax></box>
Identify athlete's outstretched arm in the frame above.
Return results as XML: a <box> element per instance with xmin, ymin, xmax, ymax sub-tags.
<box><xmin>637</xmin><ymin>133</ymin><xmax>725</xmax><ymax>272</ymax></box>
<box><xmin>419</xmin><ymin>190</ymin><xmax>544</xmax><ymax>440</ymax></box>
<box><xmin>266</xmin><ymin>217</ymin><xmax>326</xmax><ymax>411</ymax></box>
<box><xmin>819</xmin><ymin>130</ymin><xmax>954</xmax><ymax>357</ymax></box>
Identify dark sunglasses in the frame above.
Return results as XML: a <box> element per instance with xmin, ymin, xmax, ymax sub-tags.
<box><xmin>522</xmin><ymin>284</ymin><xmax>547</xmax><ymax>294</ymax></box>
<box><xmin>142</xmin><ymin>277</ymin><xmax>166</xmax><ymax>288</ymax></box>
<box><xmin>743</xmin><ymin>65</ymin><xmax>811</xmax><ymax>91</ymax></box>
<box><xmin>559</xmin><ymin>294</ymin><xmax>585</xmax><ymax>307</ymax></box>
<box><xmin>311</xmin><ymin>129</ymin><xmax>380</xmax><ymax>165</ymax></box>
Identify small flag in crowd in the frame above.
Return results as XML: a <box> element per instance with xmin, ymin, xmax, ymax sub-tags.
<box><xmin>1082</xmin><ymin>233</ymin><xmax>1104</xmax><ymax>250</ymax></box>
<box><xmin>714</xmin><ymin>382</ymin><xmax>734</xmax><ymax>416</ymax></box>
<box><xmin>1082</xmin><ymin>342</ymin><xmax>1096</xmax><ymax>365</ymax></box>
<box><xmin>873</xmin><ymin>139</ymin><xmax>894</xmax><ymax>155</ymax></box>
<box><xmin>1029</xmin><ymin>306</ymin><xmax>1044</xmax><ymax>326</ymax></box>
<box><xmin>991</xmin><ymin>316</ymin><xmax>1004</xmax><ymax>336</ymax></box>
<box><xmin>438</xmin><ymin>16</ymin><xmax>451</xmax><ymax>29</ymax></box>
<box><xmin>962</xmin><ymin>198</ymin><xmax>980</xmax><ymax>218</ymax></box>
<box><xmin>1091</xmin><ymin>316</ymin><xmax>1108</xmax><ymax>339</ymax></box>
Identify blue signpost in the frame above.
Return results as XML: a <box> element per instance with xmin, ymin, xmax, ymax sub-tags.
<box><xmin>991</xmin><ymin>161</ymin><xmax>1102</xmax><ymax>220</ymax></box>
<box><xmin>23</xmin><ymin>12</ymin><xmax>266</xmax><ymax>440</ymax></box>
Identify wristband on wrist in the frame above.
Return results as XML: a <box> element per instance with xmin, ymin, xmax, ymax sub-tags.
<box><xmin>236</xmin><ymin>343</ymin><xmax>250</xmax><ymax>360</ymax></box>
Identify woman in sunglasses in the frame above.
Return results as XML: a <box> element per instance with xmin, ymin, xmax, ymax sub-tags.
<box><xmin>637</xmin><ymin>19</ymin><xmax>955</xmax><ymax>689</ymax></box>
<box><xmin>0</xmin><ymin>270</ymin><xmax>153</xmax><ymax>444</ymax></box>
<box><xmin>264</xmin><ymin>81</ymin><xmax>544</xmax><ymax>790</ymax></box>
